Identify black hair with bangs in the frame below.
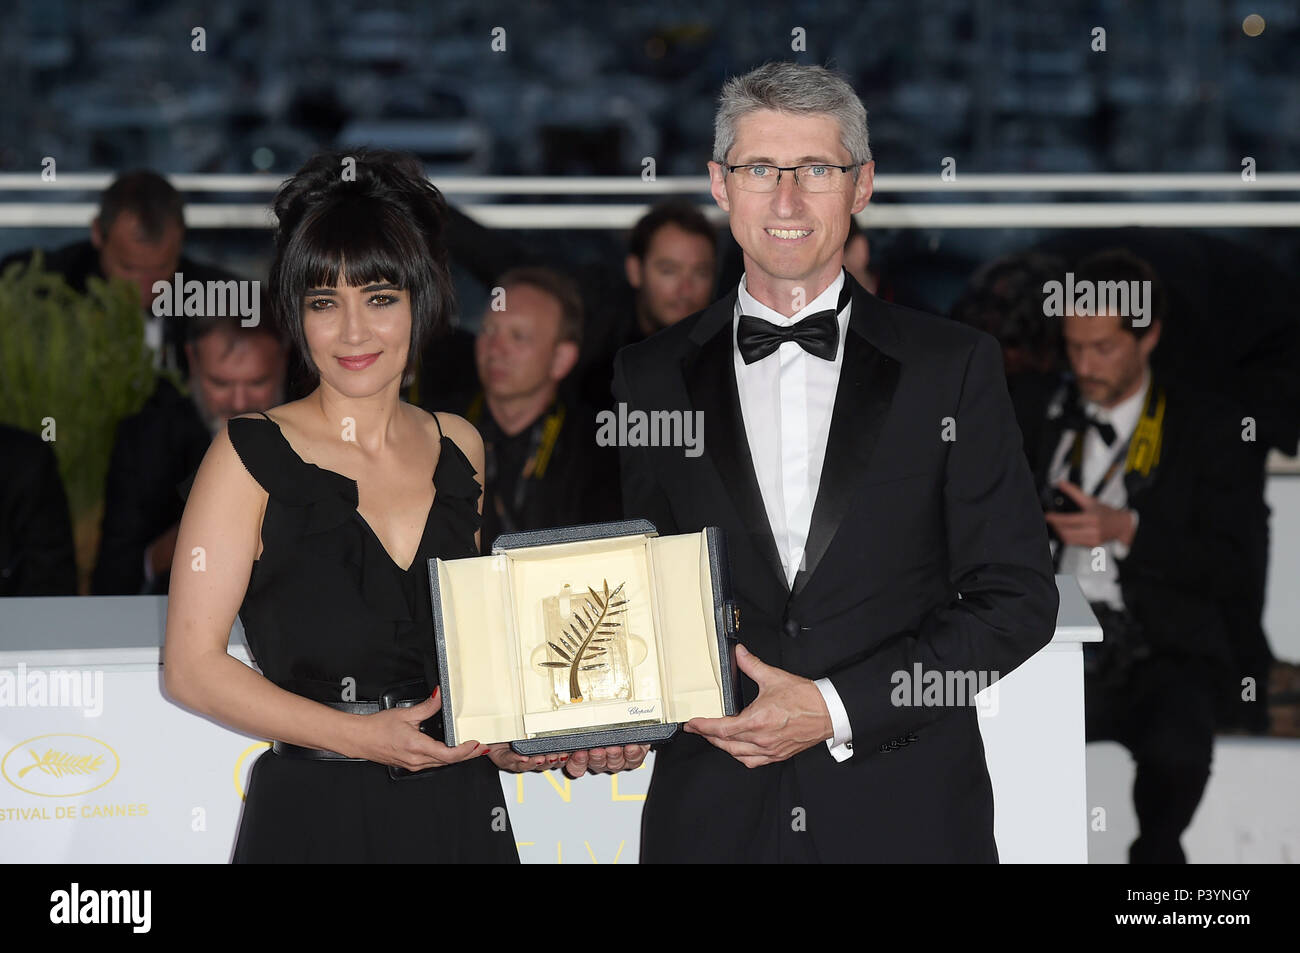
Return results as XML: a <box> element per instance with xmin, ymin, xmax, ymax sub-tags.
<box><xmin>269</xmin><ymin>148</ymin><xmax>455</xmax><ymax>381</ymax></box>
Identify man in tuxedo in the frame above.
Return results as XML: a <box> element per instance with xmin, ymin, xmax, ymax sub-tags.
<box><xmin>614</xmin><ymin>62</ymin><xmax>1059</xmax><ymax>863</ymax></box>
<box><xmin>1031</xmin><ymin>229</ymin><xmax>1298</xmax><ymax>736</ymax></box>
<box><xmin>1021</xmin><ymin>249</ymin><xmax>1264</xmax><ymax>863</ymax></box>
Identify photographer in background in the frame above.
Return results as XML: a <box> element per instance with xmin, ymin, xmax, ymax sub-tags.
<box><xmin>1022</xmin><ymin>249</ymin><xmax>1267</xmax><ymax>863</ymax></box>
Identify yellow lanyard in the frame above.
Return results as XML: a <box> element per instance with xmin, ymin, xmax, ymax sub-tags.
<box><xmin>1068</xmin><ymin>382</ymin><xmax>1166</xmax><ymax>491</ymax></box>
<box><xmin>467</xmin><ymin>392</ymin><xmax>566</xmax><ymax>484</ymax></box>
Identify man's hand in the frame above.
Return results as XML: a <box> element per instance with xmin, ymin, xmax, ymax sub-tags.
<box><xmin>563</xmin><ymin>745</ymin><xmax>649</xmax><ymax>779</ymax></box>
<box><xmin>488</xmin><ymin>745</ymin><xmax>649</xmax><ymax>779</ymax></box>
<box><xmin>684</xmin><ymin>644</ymin><xmax>832</xmax><ymax>768</ymax></box>
<box><xmin>1044</xmin><ymin>480</ymin><xmax>1137</xmax><ymax>549</ymax></box>
<box><xmin>487</xmin><ymin>745</ymin><xmax>571</xmax><ymax>773</ymax></box>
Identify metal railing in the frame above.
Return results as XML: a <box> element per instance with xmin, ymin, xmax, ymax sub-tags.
<box><xmin>1</xmin><ymin>173</ymin><xmax>1299</xmax><ymax>229</ymax></box>
<box><xmin>2</xmin><ymin>171</ymin><xmax>1296</xmax><ymax>471</ymax></box>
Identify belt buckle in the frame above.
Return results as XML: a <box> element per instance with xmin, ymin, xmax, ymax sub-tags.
<box><xmin>379</xmin><ymin>679</ymin><xmax>443</xmax><ymax>781</ymax></box>
<box><xmin>379</xmin><ymin>678</ymin><xmax>429</xmax><ymax>712</ymax></box>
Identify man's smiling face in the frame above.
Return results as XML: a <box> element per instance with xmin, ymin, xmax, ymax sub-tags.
<box><xmin>708</xmin><ymin>109</ymin><xmax>873</xmax><ymax>299</ymax></box>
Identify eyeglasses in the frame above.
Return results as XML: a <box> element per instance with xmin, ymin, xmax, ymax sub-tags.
<box><xmin>725</xmin><ymin>163</ymin><xmax>860</xmax><ymax>193</ymax></box>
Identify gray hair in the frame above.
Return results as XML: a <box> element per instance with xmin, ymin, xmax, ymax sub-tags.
<box><xmin>712</xmin><ymin>62</ymin><xmax>871</xmax><ymax>168</ymax></box>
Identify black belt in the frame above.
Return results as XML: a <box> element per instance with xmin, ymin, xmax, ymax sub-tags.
<box><xmin>271</xmin><ymin>678</ymin><xmax>439</xmax><ymax>780</ymax></box>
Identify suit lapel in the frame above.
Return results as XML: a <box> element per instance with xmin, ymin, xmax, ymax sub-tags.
<box><xmin>792</xmin><ymin>278</ymin><xmax>901</xmax><ymax>598</ymax></box>
<box><xmin>1036</xmin><ymin>389</ymin><xmax>1074</xmax><ymax>488</ymax></box>
<box><xmin>684</xmin><ymin>292</ymin><xmax>788</xmax><ymax>592</ymax></box>
<box><xmin>1122</xmin><ymin>465</ymin><xmax>1157</xmax><ymax>508</ymax></box>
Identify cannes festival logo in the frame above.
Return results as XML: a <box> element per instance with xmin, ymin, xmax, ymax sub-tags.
<box><xmin>2</xmin><ymin>734</ymin><xmax>120</xmax><ymax>797</ymax></box>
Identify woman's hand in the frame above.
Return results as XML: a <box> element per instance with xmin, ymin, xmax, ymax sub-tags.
<box><xmin>351</xmin><ymin>688</ymin><xmax>489</xmax><ymax>772</ymax></box>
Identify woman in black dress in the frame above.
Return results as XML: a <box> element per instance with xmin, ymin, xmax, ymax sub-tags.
<box><xmin>162</xmin><ymin>150</ymin><xmax>632</xmax><ymax>863</ymax></box>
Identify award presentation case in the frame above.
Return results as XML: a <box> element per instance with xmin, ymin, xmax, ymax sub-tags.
<box><xmin>427</xmin><ymin>520</ymin><xmax>741</xmax><ymax>755</ymax></box>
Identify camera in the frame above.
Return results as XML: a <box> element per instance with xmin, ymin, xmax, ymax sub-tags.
<box><xmin>1040</xmin><ymin>483</ymin><xmax>1081</xmax><ymax>514</ymax></box>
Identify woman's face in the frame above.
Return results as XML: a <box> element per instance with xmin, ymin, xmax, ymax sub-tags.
<box><xmin>302</xmin><ymin>278</ymin><xmax>412</xmax><ymax>397</ymax></box>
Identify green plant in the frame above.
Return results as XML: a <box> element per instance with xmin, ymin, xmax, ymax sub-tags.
<box><xmin>0</xmin><ymin>251</ymin><xmax>174</xmax><ymax>520</ymax></box>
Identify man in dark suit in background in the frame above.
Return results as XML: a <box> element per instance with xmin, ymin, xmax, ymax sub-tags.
<box><xmin>423</xmin><ymin>201</ymin><xmax>718</xmax><ymax>414</ymax></box>
<box><xmin>92</xmin><ymin>309</ymin><xmax>287</xmax><ymax>595</ymax></box>
<box><xmin>1034</xmin><ymin>228</ymin><xmax>1300</xmax><ymax>735</ymax></box>
<box><xmin>1022</xmin><ymin>249</ymin><xmax>1264</xmax><ymax>862</ymax></box>
<box><xmin>0</xmin><ymin>170</ymin><xmax>241</xmax><ymax>376</ymax></box>
<box><xmin>0</xmin><ymin>425</ymin><xmax>77</xmax><ymax>596</ymax></box>
<box><xmin>615</xmin><ymin>62</ymin><xmax>1058</xmax><ymax>862</ymax></box>
<box><xmin>427</xmin><ymin>266</ymin><xmax>621</xmax><ymax>553</ymax></box>
<box><xmin>575</xmin><ymin>201</ymin><xmax>717</xmax><ymax>410</ymax></box>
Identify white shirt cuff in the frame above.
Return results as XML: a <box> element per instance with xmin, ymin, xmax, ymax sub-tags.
<box><xmin>1113</xmin><ymin>509</ymin><xmax>1139</xmax><ymax>559</ymax></box>
<box><xmin>814</xmin><ymin>677</ymin><xmax>854</xmax><ymax>762</ymax></box>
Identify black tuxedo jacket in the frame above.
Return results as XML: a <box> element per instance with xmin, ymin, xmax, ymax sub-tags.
<box><xmin>1021</xmin><ymin>374</ymin><xmax>1265</xmax><ymax>672</ymax></box>
<box><xmin>91</xmin><ymin>379</ymin><xmax>211</xmax><ymax>595</ymax></box>
<box><xmin>613</xmin><ymin>272</ymin><xmax>1058</xmax><ymax>862</ymax></box>
<box><xmin>424</xmin><ymin>390</ymin><xmax>623</xmax><ymax>553</ymax></box>
<box><xmin>0</xmin><ymin>424</ymin><xmax>77</xmax><ymax>596</ymax></box>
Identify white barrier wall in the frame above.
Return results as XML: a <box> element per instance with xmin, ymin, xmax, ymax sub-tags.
<box><xmin>1263</xmin><ymin>475</ymin><xmax>1300</xmax><ymax>663</ymax></box>
<box><xmin>1087</xmin><ymin>740</ymin><xmax>1300</xmax><ymax>863</ymax></box>
<box><xmin>2</xmin><ymin>579</ymin><xmax>1099</xmax><ymax>863</ymax></box>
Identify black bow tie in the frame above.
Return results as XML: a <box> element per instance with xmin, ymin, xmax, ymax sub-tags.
<box><xmin>737</xmin><ymin>308</ymin><xmax>839</xmax><ymax>364</ymax></box>
<box><xmin>1062</xmin><ymin>407</ymin><xmax>1116</xmax><ymax>446</ymax></box>
<box><xmin>736</xmin><ymin>273</ymin><xmax>853</xmax><ymax>365</ymax></box>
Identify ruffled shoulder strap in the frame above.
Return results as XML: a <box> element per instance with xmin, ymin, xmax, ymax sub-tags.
<box><xmin>427</xmin><ymin>431</ymin><xmax>484</xmax><ymax>555</ymax></box>
<box><xmin>433</xmin><ymin>432</ymin><xmax>484</xmax><ymax>504</ymax></box>
<box><xmin>226</xmin><ymin>413</ymin><xmax>357</xmax><ymax>508</ymax></box>
<box><xmin>176</xmin><ymin>413</ymin><xmax>287</xmax><ymax>503</ymax></box>
<box><xmin>227</xmin><ymin>414</ymin><xmax>299</xmax><ymax>499</ymax></box>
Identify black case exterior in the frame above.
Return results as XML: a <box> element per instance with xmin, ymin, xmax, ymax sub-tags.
<box><xmin>427</xmin><ymin>520</ymin><xmax>741</xmax><ymax>756</ymax></box>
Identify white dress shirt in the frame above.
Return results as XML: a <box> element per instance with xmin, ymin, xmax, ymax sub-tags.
<box><xmin>140</xmin><ymin>312</ymin><xmax>169</xmax><ymax>591</ymax></box>
<box><xmin>144</xmin><ymin>312</ymin><xmax>167</xmax><ymax>370</ymax></box>
<box><xmin>733</xmin><ymin>269</ymin><xmax>856</xmax><ymax>761</ymax></box>
<box><xmin>1049</xmin><ymin>369</ymin><xmax>1148</xmax><ymax>609</ymax></box>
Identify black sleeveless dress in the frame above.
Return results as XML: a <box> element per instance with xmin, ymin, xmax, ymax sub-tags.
<box><xmin>223</xmin><ymin>412</ymin><xmax>518</xmax><ymax>863</ymax></box>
